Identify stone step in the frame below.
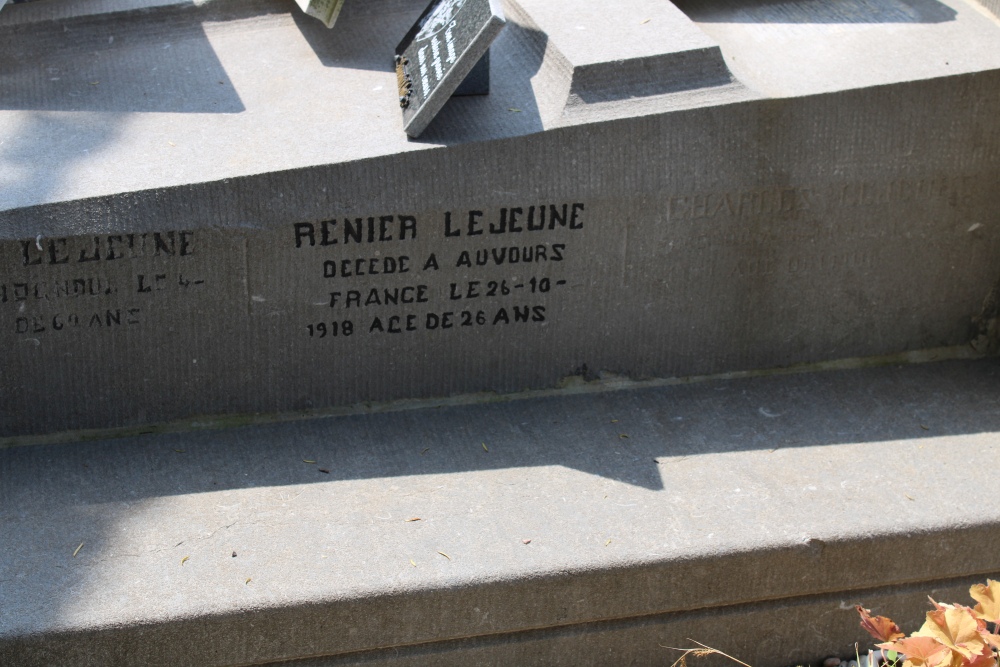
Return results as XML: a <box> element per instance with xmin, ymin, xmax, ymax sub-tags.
<box><xmin>2</xmin><ymin>357</ymin><xmax>999</xmax><ymax>666</ymax></box>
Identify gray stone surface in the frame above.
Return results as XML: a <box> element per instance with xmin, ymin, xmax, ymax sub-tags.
<box><xmin>1</xmin><ymin>358</ymin><xmax>999</xmax><ymax>665</ymax></box>
<box><xmin>974</xmin><ymin>0</ymin><xmax>1000</xmax><ymax>19</ymax></box>
<box><xmin>1</xmin><ymin>0</ymin><xmax>999</xmax><ymax>438</ymax></box>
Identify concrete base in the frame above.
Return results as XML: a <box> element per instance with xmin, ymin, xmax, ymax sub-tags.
<box><xmin>2</xmin><ymin>357</ymin><xmax>999</xmax><ymax>666</ymax></box>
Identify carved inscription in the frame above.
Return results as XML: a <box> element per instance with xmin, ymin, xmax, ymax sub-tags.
<box><xmin>1</xmin><ymin>174</ymin><xmax>975</xmax><ymax>348</ymax></box>
<box><xmin>1</xmin><ymin>230</ymin><xmax>205</xmax><ymax>336</ymax></box>
<box><xmin>291</xmin><ymin>203</ymin><xmax>584</xmax><ymax>337</ymax></box>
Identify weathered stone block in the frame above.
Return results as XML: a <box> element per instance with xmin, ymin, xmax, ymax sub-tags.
<box><xmin>1</xmin><ymin>0</ymin><xmax>998</xmax><ymax>438</ymax></box>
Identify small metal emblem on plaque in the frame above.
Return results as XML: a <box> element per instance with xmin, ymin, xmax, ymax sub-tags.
<box><xmin>395</xmin><ymin>0</ymin><xmax>505</xmax><ymax>137</ymax></box>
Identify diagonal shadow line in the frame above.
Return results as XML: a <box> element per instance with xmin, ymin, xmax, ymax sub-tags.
<box><xmin>0</xmin><ymin>358</ymin><xmax>997</xmax><ymax>507</ymax></box>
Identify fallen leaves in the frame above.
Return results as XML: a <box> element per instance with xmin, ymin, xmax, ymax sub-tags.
<box><xmin>181</xmin><ymin>555</ymin><xmax>190</xmax><ymax>566</ymax></box>
<box><xmin>72</xmin><ymin>543</ymin><xmax>84</xmax><ymax>558</ymax></box>
<box><xmin>482</xmin><ymin>442</ymin><xmax>489</xmax><ymax>452</ymax></box>
<box><xmin>437</xmin><ymin>551</ymin><xmax>451</xmax><ymax>560</ymax></box>
<box><xmin>857</xmin><ymin>604</ymin><xmax>905</xmax><ymax>642</ymax></box>
<box><xmin>858</xmin><ymin>584</ymin><xmax>1000</xmax><ymax>667</ymax></box>
<box><xmin>916</xmin><ymin>605</ymin><xmax>988</xmax><ymax>661</ymax></box>
<box><xmin>405</xmin><ymin>517</ymin><xmax>422</xmax><ymax>522</ymax></box>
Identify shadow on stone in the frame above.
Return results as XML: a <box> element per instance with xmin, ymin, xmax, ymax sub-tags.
<box><xmin>672</xmin><ymin>0</ymin><xmax>957</xmax><ymax>24</ymax></box>
<box><xmin>0</xmin><ymin>15</ymin><xmax>244</xmax><ymax>113</ymax></box>
<box><xmin>1</xmin><ymin>359</ymin><xmax>997</xmax><ymax>504</ymax></box>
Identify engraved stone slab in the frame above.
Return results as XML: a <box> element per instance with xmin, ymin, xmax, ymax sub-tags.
<box><xmin>1</xmin><ymin>0</ymin><xmax>999</xmax><ymax>440</ymax></box>
<box><xmin>395</xmin><ymin>0</ymin><xmax>505</xmax><ymax>137</ymax></box>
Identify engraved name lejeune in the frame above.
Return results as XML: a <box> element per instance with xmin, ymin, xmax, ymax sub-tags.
<box><xmin>291</xmin><ymin>203</ymin><xmax>585</xmax><ymax>337</ymax></box>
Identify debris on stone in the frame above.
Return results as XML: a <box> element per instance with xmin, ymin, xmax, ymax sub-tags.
<box><xmin>72</xmin><ymin>543</ymin><xmax>84</xmax><ymax>558</ymax></box>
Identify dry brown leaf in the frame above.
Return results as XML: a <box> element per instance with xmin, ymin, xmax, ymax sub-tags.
<box><xmin>857</xmin><ymin>605</ymin><xmax>905</xmax><ymax>642</ymax></box>
<box><xmin>437</xmin><ymin>551</ymin><xmax>451</xmax><ymax>560</ymax></box>
<box><xmin>405</xmin><ymin>517</ymin><xmax>422</xmax><ymax>522</ymax></box>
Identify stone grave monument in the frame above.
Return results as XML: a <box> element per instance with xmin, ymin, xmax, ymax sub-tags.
<box><xmin>1</xmin><ymin>0</ymin><xmax>999</xmax><ymax>665</ymax></box>
<box><xmin>1</xmin><ymin>0</ymin><xmax>999</xmax><ymax>440</ymax></box>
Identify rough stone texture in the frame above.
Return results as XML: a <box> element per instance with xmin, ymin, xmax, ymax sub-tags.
<box><xmin>0</xmin><ymin>0</ymin><xmax>1000</xmax><ymax>437</ymax></box>
<box><xmin>1</xmin><ymin>358</ymin><xmax>999</xmax><ymax>666</ymax></box>
<box><xmin>1</xmin><ymin>0</ymin><xmax>999</xmax><ymax>438</ymax></box>
<box><xmin>972</xmin><ymin>0</ymin><xmax>1000</xmax><ymax>19</ymax></box>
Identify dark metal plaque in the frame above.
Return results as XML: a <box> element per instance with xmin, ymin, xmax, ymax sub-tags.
<box><xmin>395</xmin><ymin>0</ymin><xmax>505</xmax><ymax>137</ymax></box>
